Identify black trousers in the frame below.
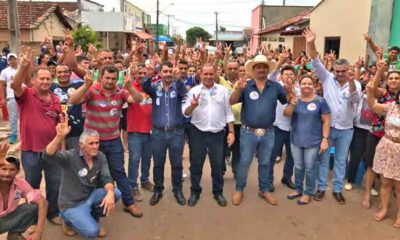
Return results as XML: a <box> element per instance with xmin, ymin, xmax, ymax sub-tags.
<box><xmin>188</xmin><ymin>124</ymin><xmax>224</xmax><ymax>195</ymax></box>
<box><xmin>347</xmin><ymin>127</ymin><xmax>368</xmax><ymax>183</ymax></box>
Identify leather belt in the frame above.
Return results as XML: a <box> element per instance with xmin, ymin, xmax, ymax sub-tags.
<box><xmin>242</xmin><ymin>124</ymin><xmax>273</xmax><ymax>137</ymax></box>
<box><xmin>384</xmin><ymin>134</ymin><xmax>400</xmax><ymax>143</ymax></box>
<box><xmin>153</xmin><ymin>125</ymin><xmax>182</xmax><ymax>132</ymax></box>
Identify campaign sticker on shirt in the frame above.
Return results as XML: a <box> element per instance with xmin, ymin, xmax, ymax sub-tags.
<box><xmin>249</xmin><ymin>91</ymin><xmax>259</xmax><ymax>100</ymax></box>
<box><xmin>99</xmin><ymin>101</ymin><xmax>107</xmax><ymax>108</ymax></box>
<box><xmin>67</xmin><ymin>87</ymin><xmax>76</xmax><ymax>95</ymax></box>
<box><xmin>110</xmin><ymin>108</ymin><xmax>119</xmax><ymax>116</ymax></box>
<box><xmin>307</xmin><ymin>103</ymin><xmax>317</xmax><ymax>111</ymax></box>
<box><xmin>111</xmin><ymin>100</ymin><xmax>117</xmax><ymax>106</ymax></box>
<box><xmin>170</xmin><ymin>90</ymin><xmax>177</xmax><ymax>98</ymax></box>
<box><xmin>53</xmin><ymin>88</ymin><xmax>63</xmax><ymax>95</ymax></box>
<box><xmin>156</xmin><ymin>97</ymin><xmax>160</xmax><ymax>106</ymax></box>
<box><xmin>78</xmin><ymin>168</ymin><xmax>88</xmax><ymax>177</ymax></box>
<box><xmin>156</xmin><ymin>91</ymin><xmax>163</xmax><ymax>97</ymax></box>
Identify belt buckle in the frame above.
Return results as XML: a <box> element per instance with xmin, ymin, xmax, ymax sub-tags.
<box><xmin>255</xmin><ymin>128</ymin><xmax>266</xmax><ymax>137</ymax></box>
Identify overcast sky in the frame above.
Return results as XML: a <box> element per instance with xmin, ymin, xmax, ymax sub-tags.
<box><xmin>97</xmin><ymin>0</ymin><xmax>321</xmax><ymax>35</ymax></box>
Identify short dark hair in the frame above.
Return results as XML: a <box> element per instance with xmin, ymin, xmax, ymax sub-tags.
<box><xmin>389</xmin><ymin>46</ymin><xmax>400</xmax><ymax>53</ymax></box>
<box><xmin>76</xmin><ymin>55</ymin><xmax>89</xmax><ymax>64</ymax></box>
<box><xmin>6</xmin><ymin>155</ymin><xmax>20</xmax><ymax>171</ymax></box>
<box><xmin>56</xmin><ymin>64</ymin><xmax>71</xmax><ymax>72</ymax></box>
<box><xmin>298</xmin><ymin>74</ymin><xmax>313</xmax><ymax>84</ymax></box>
<box><xmin>114</xmin><ymin>59</ymin><xmax>124</xmax><ymax>65</ymax></box>
<box><xmin>280</xmin><ymin>65</ymin><xmax>295</xmax><ymax>75</ymax></box>
<box><xmin>178</xmin><ymin>59</ymin><xmax>188</xmax><ymax>65</ymax></box>
<box><xmin>160</xmin><ymin>61</ymin><xmax>173</xmax><ymax>70</ymax></box>
<box><xmin>101</xmin><ymin>65</ymin><xmax>118</xmax><ymax>76</ymax></box>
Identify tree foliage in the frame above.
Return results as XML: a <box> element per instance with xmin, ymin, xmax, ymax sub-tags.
<box><xmin>72</xmin><ymin>25</ymin><xmax>101</xmax><ymax>52</ymax></box>
<box><xmin>185</xmin><ymin>27</ymin><xmax>212</xmax><ymax>47</ymax></box>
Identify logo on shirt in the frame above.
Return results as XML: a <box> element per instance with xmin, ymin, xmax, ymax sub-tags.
<box><xmin>156</xmin><ymin>97</ymin><xmax>160</xmax><ymax>106</ymax></box>
<box><xmin>78</xmin><ymin>168</ymin><xmax>88</xmax><ymax>177</ymax></box>
<box><xmin>307</xmin><ymin>103</ymin><xmax>317</xmax><ymax>111</ymax></box>
<box><xmin>249</xmin><ymin>91</ymin><xmax>259</xmax><ymax>100</ymax></box>
<box><xmin>170</xmin><ymin>91</ymin><xmax>177</xmax><ymax>98</ymax></box>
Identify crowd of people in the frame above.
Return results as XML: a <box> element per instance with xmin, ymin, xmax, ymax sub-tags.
<box><xmin>0</xmin><ymin>27</ymin><xmax>399</xmax><ymax>239</ymax></box>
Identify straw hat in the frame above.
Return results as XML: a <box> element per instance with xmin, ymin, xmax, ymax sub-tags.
<box><xmin>245</xmin><ymin>55</ymin><xmax>276</xmax><ymax>78</ymax></box>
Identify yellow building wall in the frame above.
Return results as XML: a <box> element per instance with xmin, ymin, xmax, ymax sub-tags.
<box><xmin>309</xmin><ymin>0</ymin><xmax>372</xmax><ymax>63</ymax></box>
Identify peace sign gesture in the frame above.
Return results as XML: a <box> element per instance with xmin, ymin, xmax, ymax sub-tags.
<box><xmin>56</xmin><ymin>114</ymin><xmax>71</xmax><ymax>137</ymax></box>
<box><xmin>190</xmin><ymin>94</ymin><xmax>200</xmax><ymax>108</ymax></box>
<box><xmin>236</xmin><ymin>75</ymin><xmax>247</xmax><ymax>90</ymax></box>
<box><xmin>19</xmin><ymin>46</ymin><xmax>32</xmax><ymax>68</ymax></box>
<box><xmin>84</xmin><ymin>70</ymin><xmax>94</xmax><ymax>88</ymax></box>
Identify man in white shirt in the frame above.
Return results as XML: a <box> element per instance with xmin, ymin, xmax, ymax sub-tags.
<box><xmin>0</xmin><ymin>53</ymin><xmax>19</xmax><ymax>144</ymax></box>
<box><xmin>182</xmin><ymin>64</ymin><xmax>235</xmax><ymax>207</ymax></box>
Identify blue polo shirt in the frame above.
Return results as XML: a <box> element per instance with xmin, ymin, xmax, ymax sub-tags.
<box><xmin>142</xmin><ymin>78</ymin><xmax>187</xmax><ymax>128</ymax></box>
<box><xmin>239</xmin><ymin>79</ymin><xmax>287</xmax><ymax>128</ymax></box>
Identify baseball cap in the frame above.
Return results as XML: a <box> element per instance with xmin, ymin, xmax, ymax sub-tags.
<box><xmin>7</xmin><ymin>53</ymin><xmax>17</xmax><ymax>60</ymax></box>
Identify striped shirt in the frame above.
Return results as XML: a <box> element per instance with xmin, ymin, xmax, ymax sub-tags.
<box><xmin>83</xmin><ymin>83</ymin><xmax>130</xmax><ymax>140</ymax></box>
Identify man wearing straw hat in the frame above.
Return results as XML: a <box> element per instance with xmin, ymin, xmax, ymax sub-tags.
<box><xmin>230</xmin><ymin>55</ymin><xmax>292</xmax><ymax>206</ymax></box>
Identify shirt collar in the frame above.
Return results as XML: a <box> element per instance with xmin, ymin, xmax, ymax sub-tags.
<box><xmin>93</xmin><ymin>82</ymin><xmax>120</xmax><ymax>96</ymax></box>
<box><xmin>200</xmin><ymin>82</ymin><xmax>216</xmax><ymax>90</ymax></box>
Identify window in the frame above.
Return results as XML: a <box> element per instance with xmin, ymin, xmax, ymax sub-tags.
<box><xmin>324</xmin><ymin>37</ymin><xmax>341</xmax><ymax>57</ymax></box>
<box><xmin>268</xmin><ymin>36</ymin><xmax>277</xmax><ymax>42</ymax></box>
<box><xmin>278</xmin><ymin>37</ymin><xmax>285</xmax><ymax>42</ymax></box>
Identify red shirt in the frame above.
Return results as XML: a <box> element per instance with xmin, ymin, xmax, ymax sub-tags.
<box><xmin>84</xmin><ymin>83</ymin><xmax>130</xmax><ymax>140</ymax></box>
<box><xmin>17</xmin><ymin>88</ymin><xmax>61</xmax><ymax>152</ymax></box>
<box><xmin>127</xmin><ymin>81</ymin><xmax>152</xmax><ymax>133</ymax></box>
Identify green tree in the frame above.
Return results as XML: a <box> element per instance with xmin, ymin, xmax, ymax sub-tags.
<box><xmin>186</xmin><ymin>27</ymin><xmax>212</xmax><ymax>47</ymax></box>
<box><xmin>72</xmin><ymin>25</ymin><xmax>101</xmax><ymax>53</ymax></box>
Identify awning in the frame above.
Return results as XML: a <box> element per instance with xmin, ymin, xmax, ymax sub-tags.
<box><xmin>153</xmin><ymin>35</ymin><xmax>173</xmax><ymax>42</ymax></box>
<box><xmin>133</xmin><ymin>31</ymin><xmax>153</xmax><ymax>40</ymax></box>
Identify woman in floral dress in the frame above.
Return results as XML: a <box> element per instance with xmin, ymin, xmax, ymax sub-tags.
<box><xmin>366</xmin><ymin>69</ymin><xmax>400</xmax><ymax>228</ymax></box>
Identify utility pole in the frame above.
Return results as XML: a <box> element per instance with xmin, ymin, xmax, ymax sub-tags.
<box><xmin>259</xmin><ymin>0</ymin><xmax>264</xmax><ymax>47</ymax></box>
<box><xmin>167</xmin><ymin>15</ymin><xmax>174</xmax><ymax>36</ymax></box>
<box><xmin>283</xmin><ymin>0</ymin><xmax>286</xmax><ymax>6</ymax></box>
<box><xmin>156</xmin><ymin>0</ymin><xmax>159</xmax><ymax>51</ymax></box>
<box><xmin>215</xmin><ymin>12</ymin><xmax>218</xmax><ymax>45</ymax></box>
<box><xmin>7</xmin><ymin>0</ymin><xmax>20</xmax><ymax>54</ymax></box>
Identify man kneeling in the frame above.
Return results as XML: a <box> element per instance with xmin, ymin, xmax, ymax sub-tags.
<box><xmin>0</xmin><ymin>144</ymin><xmax>47</xmax><ymax>240</ymax></box>
<box><xmin>42</xmin><ymin>114</ymin><xmax>121</xmax><ymax>238</ymax></box>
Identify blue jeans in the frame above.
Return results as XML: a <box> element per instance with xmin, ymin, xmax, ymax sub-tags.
<box><xmin>236</xmin><ymin>127</ymin><xmax>275</xmax><ymax>193</ymax></box>
<box><xmin>316</xmin><ymin>127</ymin><xmax>354</xmax><ymax>193</ymax></box>
<box><xmin>60</xmin><ymin>188</ymin><xmax>121</xmax><ymax>239</ymax></box>
<box><xmin>268</xmin><ymin>127</ymin><xmax>294</xmax><ymax>185</ymax></box>
<box><xmin>151</xmin><ymin>128</ymin><xmax>184</xmax><ymax>194</ymax></box>
<box><xmin>188</xmin><ymin>124</ymin><xmax>224</xmax><ymax>195</ymax></box>
<box><xmin>291</xmin><ymin>143</ymin><xmax>319</xmax><ymax>196</ymax></box>
<box><xmin>99</xmin><ymin>137</ymin><xmax>134</xmax><ymax>207</ymax></box>
<box><xmin>21</xmin><ymin>151</ymin><xmax>60</xmax><ymax>219</ymax></box>
<box><xmin>6</xmin><ymin>97</ymin><xmax>18</xmax><ymax>138</ymax></box>
<box><xmin>128</xmin><ymin>132</ymin><xmax>152</xmax><ymax>189</ymax></box>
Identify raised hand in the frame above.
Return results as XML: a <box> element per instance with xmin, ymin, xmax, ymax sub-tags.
<box><xmin>87</xmin><ymin>43</ymin><xmax>97</xmax><ymax>55</ymax></box>
<box><xmin>19</xmin><ymin>46</ymin><xmax>32</xmax><ymax>68</ymax></box>
<box><xmin>236</xmin><ymin>75</ymin><xmax>247</xmax><ymax>90</ymax></box>
<box><xmin>84</xmin><ymin>70</ymin><xmax>94</xmax><ymax>87</ymax></box>
<box><xmin>363</xmin><ymin>33</ymin><xmax>372</xmax><ymax>42</ymax></box>
<box><xmin>56</xmin><ymin>114</ymin><xmax>71</xmax><ymax>137</ymax></box>
<box><xmin>123</xmin><ymin>71</ymin><xmax>133</xmax><ymax>90</ymax></box>
<box><xmin>190</xmin><ymin>94</ymin><xmax>200</xmax><ymax>108</ymax></box>
<box><xmin>0</xmin><ymin>142</ymin><xmax>10</xmax><ymax>163</ymax></box>
<box><xmin>355</xmin><ymin>56</ymin><xmax>363</xmax><ymax>69</ymax></box>
<box><xmin>375</xmin><ymin>46</ymin><xmax>384</xmax><ymax>61</ymax></box>
<box><xmin>303</xmin><ymin>28</ymin><xmax>316</xmax><ymax>43</ymax></box>
<box><xmin>63</xmin><ymin>30</ymin><xmax>74</xmax><ymax>47</ymax></box>
<box><xmin>224</xmin><ymin>43</ymin><xmax>231</xmax><ymax>55</ymax></box>
<box><xmin>326</xmin><ymin>50</ymin><xmax>336</xmax><ymax>62</ymax></box>
<box><xmin>289</xmin><ymin>92</ymin><xmax>297</xmax><ymax>105</ymax></box>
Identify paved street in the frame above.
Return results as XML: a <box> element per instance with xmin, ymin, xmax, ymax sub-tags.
<box><xmin>1</xmin><ymin>145</ymin><xmax>399</xmax><ymax>240</ymax></box>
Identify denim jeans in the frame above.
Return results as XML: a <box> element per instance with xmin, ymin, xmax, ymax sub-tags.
<box><xmin>291</xmin><ymin>143</ymin><xmax>319</xmax><ymax>196</ymax></box>
<box><xmin>316</xmin><ymin>127</ymin><xmax>354</xmax><ymax>193</ymax></box>
<box><xmin>21</xmin><ymin>151</ymin><xmax>60</xmax><ymax>219</ymax></box>
<box><xmin>268</xmin><ymin>126</ymin><xmax>294</xmax><ymax>185</ymax></box>
<box><xmin>60</xmin><ymin>188</ymin><xmax>121</xmax><ymax>239</ymax></box>
<box><xmin>0</xmin><ymin>203</ymin><xmax>38</xmax><ymax>234</ymax></box>
<box><xmin>128</xmin><ymin>132</ymin><xmax>152</xmax><ymax>189</ymax></box>
<box><xmin>151</xmin><ymin>128</ymin><xmax>184</xmax><ymax>194</ymax></box>
<box><xmin>99</xmin><ymin>137</ymin><xmax>134</xmax><ymax>207</ymax></box>
<box><xmin>236</xmin><ymin>127</ymin><xmax>275</xmax><ymax>193</ymax></box>
<box><xmin>6</xmin><ymin>97</ymin><xmax>18</xmax><ymax>138</ymax></box>
<box><xmin>188</xmin><ymin>124</ymin><xmax>224</xmax><ymax>195</ymax></box>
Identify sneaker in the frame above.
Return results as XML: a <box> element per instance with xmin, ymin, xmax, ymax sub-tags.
<box><xmin>132</xmin><ymin>189</ymin><xmax>143</xmax><ymax>202</ymax></box>
<box><xmin>344</xmin><ymin>183</ymin><xmax>353</xmax><ymax>191</ymax></box>
<box><xmin>371</xmin><ymin>188</ymin><xmax>379</xmax><ymax>197</ymax></box>
<box><xmin>141</xmin><ymin>181</ymin><xmax>154</xmax><ymax>192</ymax></box>
<box><xmin>9</xmin><ymin>135</ymin><xmax>17</xmax><ymax>144</ymax></box>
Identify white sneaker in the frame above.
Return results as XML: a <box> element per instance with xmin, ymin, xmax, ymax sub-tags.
<box><xmin>370</xmin><ymin>188</ymin><xmax>379</xmax><ymax>197</ymax></box>
<box><xmin>344</xmin><ymin>183</ymin><xmax>353</xmax><ymax>191</ymax></box>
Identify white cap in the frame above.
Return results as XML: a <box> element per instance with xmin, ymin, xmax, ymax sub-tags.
<box><xmin>7</xmin><ymin>53</ymin><xmax>17</xmax><ymax>60</ymax></box>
